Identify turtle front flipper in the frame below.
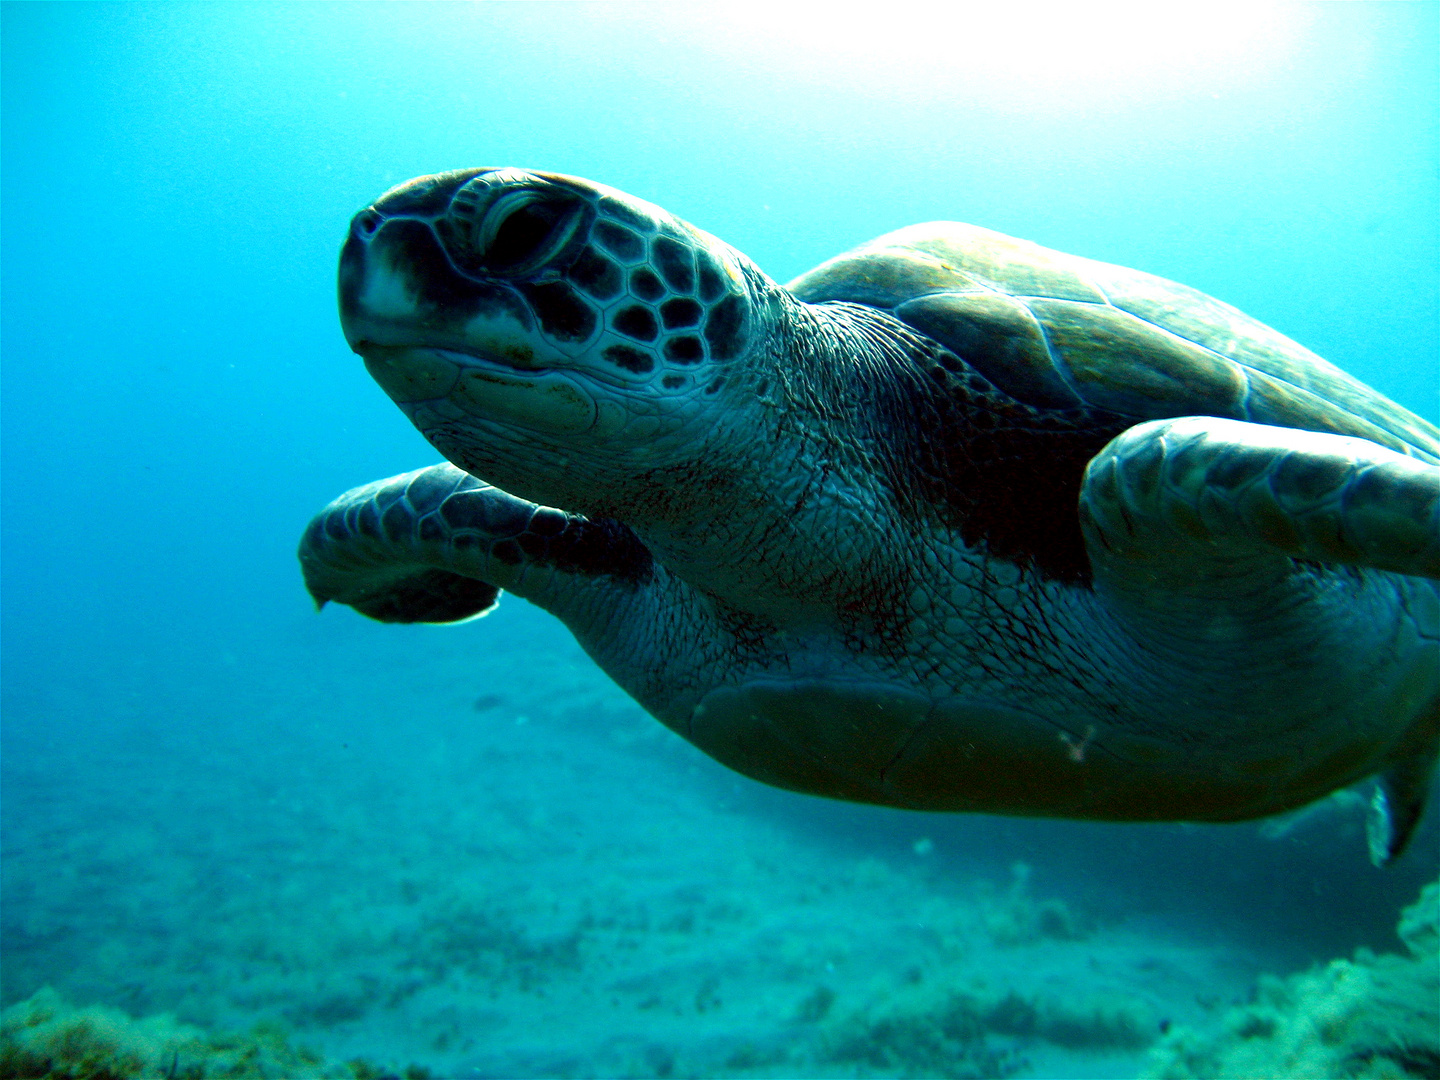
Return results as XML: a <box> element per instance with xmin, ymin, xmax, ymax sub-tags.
<box><xmin>1081</xmin><ymin>416</ymin><xmax>1439</xmax><ymax>864</ymax></box>
<box><xmin>299</xmin><ymin>463</ymin><xmax>654</xmax><ymax>624</ymax></box>
<box><xmin>1080</xmin><ymin>416</ymin><xmax>1439</xmax><ymax>582</ymax></box>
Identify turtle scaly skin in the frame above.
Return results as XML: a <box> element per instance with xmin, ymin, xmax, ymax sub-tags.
<box><xmin>300</xmin><ymin>169</ymin><xmax>1440</xmax><ymax>863</ymax></box>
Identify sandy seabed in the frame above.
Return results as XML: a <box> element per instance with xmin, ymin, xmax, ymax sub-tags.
<box><xmin>2</xmin><ymin>602</ymin><xmax>1435</xmax><ymax>1079</ymax></box>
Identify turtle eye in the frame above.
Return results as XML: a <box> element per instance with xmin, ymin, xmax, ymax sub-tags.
<box><xmin>475</xmin><ymin>190</ymin><xmax>583</xmax><ymax>276</ymax></box>
<box><xmin>439</xmin><ymin>175</ymin><xmax>590</xmax><ymax>279</ymax></box>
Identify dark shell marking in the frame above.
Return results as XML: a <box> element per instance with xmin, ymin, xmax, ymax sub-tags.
<box><xmin>631</xmin><ymin>268</ymin><xmax>666</xmax><ymax>302</ymax></box>
<box><xmin>565</xmin><ymin>247</ymin><xmax>625</xmax><ymax>301</ymax></box>
<box><xmin>613</xmin><ymin>305</ymin><xmax>659</xmax><ymax>342</ymax></box>
<box><xmin>592</xmin><ymin>222</ymin><xmax>749</xmax><ymax>372</ymax></box>
<box><xmin>661</xmin><ymin>298</ymin><xmax>703</xmax><ymax>329</ymax></box>
<box><xmin>594</xmin><ymin>220</ymin><xmax>646</xmax><ymax>263</ymax></box>
<box><xmin>603</xmin><ymin>344</ymin><xmax>655</xmax><ymax>374</ymax></box>
<box><xmin>516</xmin><ymin>281</ymin><xmax>597</xmax><ymax>342</ymax></box>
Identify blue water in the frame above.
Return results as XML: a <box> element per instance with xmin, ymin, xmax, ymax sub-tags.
<box><xmin>2</xmin><ymin>4</ymin><xmax>1436</xmax><ymax>1077</ymax></box>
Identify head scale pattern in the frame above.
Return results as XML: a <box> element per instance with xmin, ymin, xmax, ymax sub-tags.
<box><xmin>341</xmin><ymin>169</ymin><xmax>752</xmax><ymax>391</ymax></box>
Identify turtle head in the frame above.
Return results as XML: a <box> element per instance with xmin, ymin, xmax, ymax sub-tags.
<box><xmin>339</xmin><ymin>168</ymin><xmax>764</xmax><ymax>511</ymax></box>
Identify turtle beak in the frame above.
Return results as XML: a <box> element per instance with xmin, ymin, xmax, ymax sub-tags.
<box><xmin>336</xmin><ymin>209</ymin><xmax>413</xmax><ymax>353</ymax></box>
<box><xmin>339</xmin><ymin>171</ymin><xmax>492</xmax><ymax>348</ymax></box>
<box><xmin>336</xmin><ymin>184</ymin><xmax>537</xmax><ymax>360</ymax></box>
<box><xmin>336</xmin><ymin>173</ymin><xmax>604</xmax><ymax>439</ymax></box>
<box><xmin>338</xmin><ymin>170</ymin><xmax>498</xmax><ymax>354</ymax></box>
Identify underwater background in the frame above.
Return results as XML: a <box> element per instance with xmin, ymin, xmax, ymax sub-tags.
<box><xmin>2</xmin><ymin>4</ymin><xmax>1437</xmax><ymax>1078</ymax></box>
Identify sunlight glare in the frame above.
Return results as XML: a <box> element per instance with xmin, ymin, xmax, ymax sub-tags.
<box><xmin>689</xmin><ymin>2</ymin><xmax>1303</xmax><ymax>106</ymax></box>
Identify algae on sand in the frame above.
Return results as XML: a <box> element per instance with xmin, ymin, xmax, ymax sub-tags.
<box><xmin>0</xmin><ymin>987</ymin><xmax>432</xmax><ymax>1080</ymax></box>
<box><xmin>1144</xmin><ymin>879</ymin><xmax>1440</xmax><ymax>1080</ymax></box>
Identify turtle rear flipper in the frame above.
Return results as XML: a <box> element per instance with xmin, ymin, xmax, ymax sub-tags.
<box><xmin>1369</xmin><ymin>745</ymin><xmax>1439</xmax><ymax>866</ymax></box>
<box><xmin>1080</xmin><ymin>416</ymin><xmax>1440</xmax><ymax>583</ymax></box>
<box><xmin>299</xmin><ymin>463</ymin><xmax>654</xmax><ymax>624</ymax></box>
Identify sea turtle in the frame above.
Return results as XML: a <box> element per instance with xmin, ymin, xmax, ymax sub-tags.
<box><xmin>299</xmin><ymin>168</ymin><xmax>1440</xmax><ymax>863</ymax></box>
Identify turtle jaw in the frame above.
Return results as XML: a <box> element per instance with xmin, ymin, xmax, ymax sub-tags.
<box><xmin>356</xmin><ymin>344</ymin><xmax>600</xmax><ymax>437</ymax></box>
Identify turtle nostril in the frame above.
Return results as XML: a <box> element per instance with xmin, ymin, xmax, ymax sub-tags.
<box><xmin>353</xmin><ymin>209</ymin><xmax>383</xmax><ymax>239</ymax></box>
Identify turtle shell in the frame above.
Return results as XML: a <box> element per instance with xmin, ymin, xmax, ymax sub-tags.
<box><xmin>787</xmin><ymin>223</ymin><xmax>1440</xmax><ymax>463</ymax></box>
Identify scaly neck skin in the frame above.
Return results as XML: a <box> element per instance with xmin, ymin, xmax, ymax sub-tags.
<box><xmin>625</xmin><ymin>294</ymin><xmax>923</xmax><ymax>632</ymax></box>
